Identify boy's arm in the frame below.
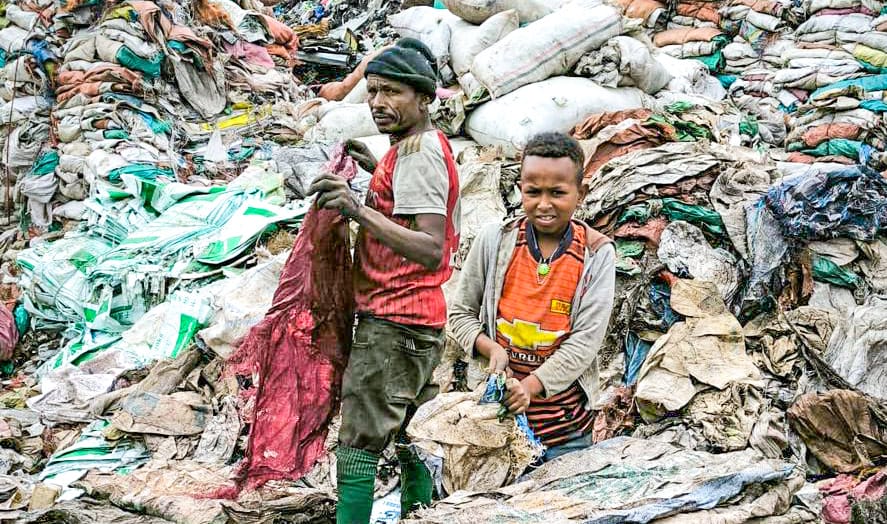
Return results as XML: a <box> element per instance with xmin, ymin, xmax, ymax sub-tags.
<box><xmin>531</xmin><ymin>243</ymin><xmax>616</xmax><ymax>398</ymax></box>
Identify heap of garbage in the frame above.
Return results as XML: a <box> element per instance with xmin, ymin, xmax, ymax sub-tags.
<box><xmin>0</xmin><ymin>0</ymin><xmax>885</xmax><ymax>522</ymax></box>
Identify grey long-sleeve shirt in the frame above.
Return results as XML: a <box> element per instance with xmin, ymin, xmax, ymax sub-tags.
<box><xmin>448</xmin><ymin>217</ymin><xmax>616</xmax><ymax>409</ymax></box>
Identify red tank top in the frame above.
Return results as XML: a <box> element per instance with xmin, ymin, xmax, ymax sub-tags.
<box><xmin>353</xmin><ymin>130</ymin><xmax>460</xmax><ymax>328</ymax></box>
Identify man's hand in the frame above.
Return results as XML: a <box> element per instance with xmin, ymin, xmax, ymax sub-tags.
<box><xmin>504</xmin><ymin>377</ymin><xmax>531</xmax><ymax>415</ymax></box>
<box><xmin>487</xmin><ymin>344</ymin><xmax>512</xmax><ymax>378</ymax></box>
<box><xmin>345</xmin><ymin>139</ymin><xmax>378</xmax><ymax>173</ymax></box>
<box><xmin>307</xmin><ymin>173</ymin><xmax>362</xmax><ymax>218</ymax></box>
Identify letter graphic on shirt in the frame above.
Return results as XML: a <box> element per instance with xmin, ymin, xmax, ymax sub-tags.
<box><xmin>496</xmin><ymin>318</ymin><xmax>564</xmax><ymax>350</ymax></box>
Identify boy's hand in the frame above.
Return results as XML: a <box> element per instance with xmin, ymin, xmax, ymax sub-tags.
<box><xmin>504</xmin><ymin>377</ymin><xmax>531</xmax><ymax>414</ymax></box>
<box><xmin>487</xmin><ymin>345</ymin><xmax>512</xmax><ymax>377</ymax></box>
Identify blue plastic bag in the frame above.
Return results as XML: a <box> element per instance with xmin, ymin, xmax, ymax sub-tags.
<box><xmin>479</xmin><ymin>374</ymin><xmax>543</xmax><ymax>449</ymax></box>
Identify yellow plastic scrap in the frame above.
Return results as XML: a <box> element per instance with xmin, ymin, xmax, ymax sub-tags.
<box><xmin>104</xmin><ymin>5</ymin><xmax>138</xmax><ymax>22</ymax></box>
<box><xmin>854</xmin><ymin>44</ymin><xmax>887</xmax><ymax>69</ymax></box>
<box><xmin>197</xmin><ymin>104</ymin><xmax>273</xmax><ymax>132</ymax></box>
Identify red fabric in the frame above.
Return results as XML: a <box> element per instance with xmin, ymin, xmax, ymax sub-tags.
<box><xmin>353</xmin><ymin>130</ymin><xmax>460</xmax><ymax>328</ymax></box>
<box><xmin>821</xmin><ymin>468</ymin><xmax>887</xmax><ymax>524</ymax></box>
<box><xmin>614</xmin><ymin>217</ymin><xmax>669</xmax><ymax>246</ymax></box>
<box><xmin>222</xmin><ymin>145</ymin><xmax>356</xmax><ymax>492</ymax></box>
<box><xmin>0</xmin><ymin>306</ymin><xmax>18</xmax><ymax>361</ymax></box>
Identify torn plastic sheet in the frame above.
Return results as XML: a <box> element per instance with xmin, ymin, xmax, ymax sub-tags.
<box><xmin>35</xmin><ymin>289</ymin><xmax>213</xmax><ymax>378</ymax></box>
<box><xmin>657</xmin><ymin>221</ymin><xmax>741</xmax><ymax>303</ymax></box>
<box><xmin>40</xmin><ymin>420</ymin><xmax>149</xmax><ymax>494</ymax></box>
<box><xmin>624</xmin><ymin>331</ymin><xmax>653</xmax><ymax>386</ymax></box>
<box><xmin>765</xmin><ymin>165</ymin><xmax>887</xmax><ymax>242</ymax></box>
<box><xmin>745</xmin><ymin>198</ymin><xmax>789</xmax><ymax>304</ymax></box>
<box><xmin>409</xmin><ymin>436</ymin><xmax>798</xmax><ymax>523</ymax></box>
<box><xmin>824</xmin><ymin>296</ymin><xmax>887</xmax><ymax>400</ymax></box>
<box><xmin>111</xmin><ymin>391</ymin><xmax>210</xmax><ymax>436</ymax></box>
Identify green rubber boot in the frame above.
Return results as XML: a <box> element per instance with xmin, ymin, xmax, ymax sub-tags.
<box><xmin>397</xmin><ymin>447</ymin><xmax>433</xmax><ymax>517</ymax></box>
<box><xmin>336</xmin><ymin>446</ymin><xmax>379</xmax><ymax>524</ymax></box>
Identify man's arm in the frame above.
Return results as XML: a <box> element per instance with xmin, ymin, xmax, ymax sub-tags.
<box><xmin>354</xmin><ymin>207</ymin><xmax>445</xmax><ymax>270</ymax></box>
<box><xmin>307</xmin><ymin>173</ymin><xmax>445</xmax><ymax>270</ymax></box>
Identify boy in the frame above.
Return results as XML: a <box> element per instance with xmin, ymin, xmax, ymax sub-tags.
<box><xmin>309</xmin><ymin>38</ymin><xmax>461</xmax><ymax>522</ymax></box>
<box><xmin>449</xmin><ymin>132</ymin><xmax>615</xmax><ymax>460</ymax></box>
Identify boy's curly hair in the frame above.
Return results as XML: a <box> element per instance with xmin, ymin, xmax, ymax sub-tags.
<box><xmin>522</xmin><ymin>132</ymin><xmax>585</xmax><ymax>185</ymax></box>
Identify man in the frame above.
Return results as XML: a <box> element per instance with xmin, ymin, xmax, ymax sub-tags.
<box><xmin>308</xmin><ymin>38</ymin><xmax>461</xmax><ymax>523</ymax></box>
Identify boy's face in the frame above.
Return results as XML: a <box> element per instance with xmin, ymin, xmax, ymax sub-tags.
<box><xmin>520</xmin><ymin>155</ymin><xmax>585</xmax><ymax>238</ymax></box>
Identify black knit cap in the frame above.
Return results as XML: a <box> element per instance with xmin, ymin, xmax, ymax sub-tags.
<box><xmin>365</xmin><ymin>37</ymin><xmax>438</xmax><ymax>97</ymax></box>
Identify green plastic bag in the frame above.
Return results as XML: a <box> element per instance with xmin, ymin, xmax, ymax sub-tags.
<box><xmin>617</xmin><ymin>199</ymin><xmax>726</xmax><ymax>236</ymax></box>
<box><xmin>801</xmin><ymin>139</ymin><xmax>864</xmax><ymax>160</ymax></box>
<box><xmin>13</xmin><ymin>304</ymin><xmax>27</xmax><ymax>337</ymax></box>
<box><xmin>812</xmin><ymin>255</ymin><xmax>860</xmax><ymax>289</ymax></box>
<box><xmin>30</xmin><ymin>150</ymin><xmax>59</xmax><ymax>177</ymax></box>
<box><xmin>615</xmin><ymin>240</ymin><xmax>645</xmax><ymax>276</ymax></box>
<box><xmin>116</xmin><ymin>46</ymin><xmax>164</xmax><ymax>79</ymax></box>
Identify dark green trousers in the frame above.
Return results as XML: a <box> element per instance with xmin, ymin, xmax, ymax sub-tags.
<box><xmin>336</xmin><ymin>317</ymin><xmax>443</xmax><ymax>523</ymax></box>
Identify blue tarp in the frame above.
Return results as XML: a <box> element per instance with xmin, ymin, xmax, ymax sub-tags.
<box><xmin>585</xmin><ymin>460</ymin><xmax>794</xmax><ymax>523</ymax></box>
<box><xmin>811</xmin><ymin>74</ymin><xmax>887</xmax><ymax>99</ymax></box>
<box><xmin>764</xmin><ymin>165</ymin><xmax>887</xmax><ymax>241</ymax></box>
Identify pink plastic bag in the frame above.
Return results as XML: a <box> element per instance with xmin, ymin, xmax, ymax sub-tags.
<box><xmin>0</xmin><ymin>306</ymin><xmax>18</xmax><ymax>361</ymax></box>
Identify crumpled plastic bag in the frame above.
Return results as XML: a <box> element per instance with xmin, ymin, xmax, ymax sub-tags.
<box><xmin>407</xmin><ymin>374</ymin><xmax>543</xmax><ymax>496</ymax></box>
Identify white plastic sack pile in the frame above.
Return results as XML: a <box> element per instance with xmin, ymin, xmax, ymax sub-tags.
<box><xmin>442</xmin><ymin>0</ymin><xmax>567</xmax><ymax>24</ymax></box>
<box><xmin>448</xmin><ymin>10</ymin><xmax>519</xmax><ymax>77</ymax></box>
<box><xmin>304</xmin><ymin>102</ymin><xmax>380</xmax><ymax>143</ymax></box>
<box><xmin>574</xmin><ymin>36</ymin><xmax>672</xmax><ymax>94</ymax></box>
<box><xmin>465</xmin><ymin>76</ymin><xmax>648</xmax><ymax>157</ymax></box>
<box><xmin>389</xmin><ymin>7</ymin><xmax>457</xmax><ymax>83</ymax></box>
<box><xmin>470</xmin><ymin>0</ymin><xmax>624</xmax><ymax>98</ymax></box>
<box><xmin>656</xmin><ymin>53</ymin><xmax>728</xmax><ymax>100</ymax></box>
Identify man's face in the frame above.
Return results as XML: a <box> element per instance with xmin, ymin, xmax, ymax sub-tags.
<box><xmin>366</xmin><ymin>74</ymin><xmax>429</xmax><ymax>135</ymax></box>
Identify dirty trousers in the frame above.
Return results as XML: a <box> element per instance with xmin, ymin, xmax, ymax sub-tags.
<box><xmin>339</xmin><ymin>315</ymin><xmax>444</xmax><ymax>453</ymax></box>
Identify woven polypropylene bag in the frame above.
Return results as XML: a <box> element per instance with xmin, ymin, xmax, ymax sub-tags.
<box><xmin>224</xmin><ymin>144</ymin><xmax>356</xmax><ymax>491</ymax></box>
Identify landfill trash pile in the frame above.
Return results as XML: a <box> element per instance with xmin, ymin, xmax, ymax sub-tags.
<box><xmin>0</xmin><ymin>0</ymin><xmax>885</xmax><ymax>521</ymax></box>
